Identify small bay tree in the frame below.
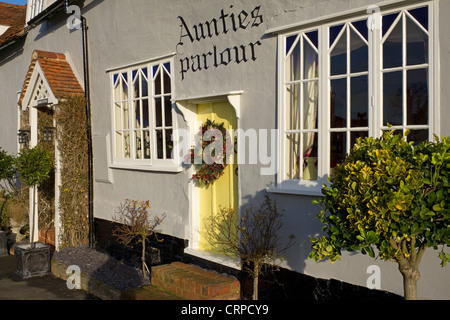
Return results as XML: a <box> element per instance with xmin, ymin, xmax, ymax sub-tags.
<box><xmin>15</xmin><ymin>145</ymin><xmax>53</xmax><ymax>247</ymax></box>
<box><xmin>15</xmin><ymin>145</ymin><xmax>53</xmax><ymax>248</ymax></box>
<box><xmin>309</xmin><ymin>130</ymin><xmax>450</xmax><ymax>300</ymax></box>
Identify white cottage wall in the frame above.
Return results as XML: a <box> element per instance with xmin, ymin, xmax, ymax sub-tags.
<box><xmin>73</xmin><ymin>0</ymin><xmax>450</xmax><ymax>299</ymax></box>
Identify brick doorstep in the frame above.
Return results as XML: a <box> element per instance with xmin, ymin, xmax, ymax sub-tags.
<box><xmin>151</xmin><ymin>262</ymin><xmax>240</xmax><ymax>300</ymax></box>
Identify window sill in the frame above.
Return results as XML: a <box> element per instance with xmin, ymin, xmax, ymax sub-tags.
<box><xmin>184</xmin><ymin>248</ymin><xmax>241</xmax><ymax>271</ymax></box>
<box><xmin>109</xmin><ymin>163</ymin><xmax>184</xmax><ymax>173</ymax></box>
<box><xmin>267</xmin><ymin>181</ymin><xmax>325</xmax><ymax>197</ymax></box>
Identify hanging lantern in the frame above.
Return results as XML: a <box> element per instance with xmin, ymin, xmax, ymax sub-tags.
<box><xmin>18</xmin><ymin>130</ymin><xmax>30</xmax><ymax>144</ymax></box>
<box><xmin>43</xmin><ymin>126</ymin><xmax>56</xmax><ymax>143</ymax></box>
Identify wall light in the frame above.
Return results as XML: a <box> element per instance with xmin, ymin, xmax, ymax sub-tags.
<box><xmin>18</xmin><ymin>130</ymin><xmax>30</xmax><ymax>145</ymax></box>
<box><xmin>43</xmin><ymin>126</ymin><xmax>56</xmax><ymax>143</ymax></box>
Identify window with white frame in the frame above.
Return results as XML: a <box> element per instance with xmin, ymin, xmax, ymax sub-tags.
<box><xmin>279</xmin><ymin>2</ymin><xmax>435</xmax><ymax>187</ymax></box>
<box><xmin>112</xmin><ymin>59</ymin><xmax>175</xmax><ymax>166</ymax></box>
<box><xmin>27</xmin><ymin>0</ymin><xmax>52</xmax><ymax>21</ymax></box>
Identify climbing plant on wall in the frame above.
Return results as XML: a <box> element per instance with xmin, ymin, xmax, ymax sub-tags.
<box><xmin>37</xmin><ymin>106</ymin><xmax>55</xmax><ymax>233</ymax></box>
<box><xmin>56</xmin><ymin>94</ymin><xmax>89</xmax><ymax>247</ymax></box>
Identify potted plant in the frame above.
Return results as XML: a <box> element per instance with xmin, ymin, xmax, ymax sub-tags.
<box><xmin>0</xmin><ymin>147</ymin><xmax>18</xmax><ymax>256</ymax></box>
<box><xmin>113</xmin><ymin>199</ymin><xmax>166</xmax><ymax>279</ymax></box>
<box><xmin>204</xmin><ymin>194</ymin><xmax>296</xmax><ymax>300</ymax></box>
<box><xmin>13</xmin><ymin>146</ymin><xmax>53</xmax><ymax>279</ymax></box>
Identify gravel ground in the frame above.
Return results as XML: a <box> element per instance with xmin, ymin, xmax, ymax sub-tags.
<box><xmin>53</xmin><ymin>245</ymin><xmax>150</xmax><ymax>290</ymax></box>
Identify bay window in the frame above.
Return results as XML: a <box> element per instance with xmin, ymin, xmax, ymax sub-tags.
<box><xmin>278</xmin><ymin>2</ymin><xmax>436</xmax><ymax>191</ymax></box>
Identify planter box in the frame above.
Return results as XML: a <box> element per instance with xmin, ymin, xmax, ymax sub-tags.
<box><xmin>0</xmin><ymin>231</ymin><xmax>7</xmax><ymax>257</ymax></box>
<box><xmin>14</xmin><ymin>242</ymin><xmax>51</xmax><ymax>279</ymax></box>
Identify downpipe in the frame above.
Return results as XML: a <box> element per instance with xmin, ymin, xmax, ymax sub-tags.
<box><xmin>81</xmin><ymin>16</ymin><xmax>95</xmax><ymax>248</ymax></box>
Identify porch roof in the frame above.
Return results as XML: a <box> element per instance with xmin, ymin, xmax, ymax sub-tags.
<box><xmin>18</xmin><ymin>50</ymin><xmax>84</xmax><ymax>107</ymax></box>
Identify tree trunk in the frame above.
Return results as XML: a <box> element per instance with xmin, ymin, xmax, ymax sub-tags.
<box><xmin>142</xmin><ymin>238</ymin><xmax>147</xmax><ymax>278</ymax></box>
<box><xmin>403</xmin><ymin>275</ymin><xmax>418</xmax><ymax>300</ymax></box>
<box><xmin>252</xmin><ymin>262</ymin><xmax>259</xmax><ymax>300</ymax></box>
<box><xmin>398</xmin><ymin>261</ymin><xmax>420</xmax><ymax>300</ymax></box>
<box><xmin>31</xmin><ymin>187</ymin><xmax>37</xmax><ymax>249</ymax></box>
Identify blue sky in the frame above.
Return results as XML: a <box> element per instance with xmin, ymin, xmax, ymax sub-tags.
<box><xmin>2</xmin><ymin>0</ymin><xmax>27</xmax><ymax>5</ymax></box>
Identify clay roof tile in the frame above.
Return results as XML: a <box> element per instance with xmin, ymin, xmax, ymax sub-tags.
<box><xmin>19</xmin><ymin>50</ymin><xmax>84</xmax><ymax>107</ymax></box>
<box><xmin>0</xmin><ymin>3</ymin><xmax>26</xmax><ymax>46</ymax></box>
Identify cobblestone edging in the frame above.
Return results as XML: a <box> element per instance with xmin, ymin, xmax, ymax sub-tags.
<box><xmin>51</xmin><ymin>260</ymin><xmax>121</xmax><ymax>300</ymax></box>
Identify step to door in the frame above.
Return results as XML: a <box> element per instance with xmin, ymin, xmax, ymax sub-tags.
<box><xmin>151</xmin><ymin>262</ymin><xmax>240</xmax><ymax>300</ymax></box>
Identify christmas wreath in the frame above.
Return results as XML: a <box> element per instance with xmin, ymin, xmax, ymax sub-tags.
<box><xmin>186</xmin><ymin>119</ymin><xmax>232</xmax><ymax>185</ymax></box>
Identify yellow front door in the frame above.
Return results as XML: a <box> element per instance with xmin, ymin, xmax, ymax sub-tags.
<box><xmin>197</xmin><ymin>102</ymin><xmax>238</xmax><ymax>253</ymax></box>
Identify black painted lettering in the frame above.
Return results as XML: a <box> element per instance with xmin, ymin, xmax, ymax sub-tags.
<box><xmin>178</xmin><ymin>16</ymin><xmax>195</xmax><ymax>44</ymax></box>
<box><xmin>219</xmin><ymin>9</ymin><xmax>229</xmax><ymax>34</ymax></box>
<box><xmin>191</xmin><ymin>54</ymin><xmax>202</xmax><ymax>72</ymax></box>
<box><xmin>194</xmin><ymin>18</ymin><xmax>220</xmax><ymax>41</ymax></box>
<box><xmin>238</xmin><ymin>10</ymin><xmax>250</xmax><ymax>29</ymax></box>
<box><xmin>229</xmin><ymin>5</ymin><xmax>238</xmax><ymax>32</ymax></box>
<box><xmin>177</xmin><ymin>5</ymin><xmax>265</xmax><ymax>80</ymax></box>
<box><xmin>204</xmin><ymin>19</ymin><xmax>220</xmax><ymax>37</ymax></box>
<box><xmin>202</xmin><ymin>51</ymin><xmax>213</xmax><ymax>70</ymax></box>
<box><xmin>234</xmin><ymin>45</ymin><xmax>248</xmax><ymax>64</ymax></box>
<box><xmin>220</xmin><ymin>47</ymin><xmax>232</xmax><ymax>66</ymax></box>
<box><xmin>249</xmin><ymin>40</ymin><xmax>262</xmax><ymax>61</ymax></box>
<box><xmin>193</xmin><ymin>25</ymin><xmax>204</xmax><ymax>41</ymax></box>
<box><xmin>213</xmin><ymin>45</ymin><xmax>218</xmax><ymax>67</ymax></box>
<box><xmin>251</xmin><ymin>6</ymin><xmax>263</xmax><ymax>27</ymax></box>
<box><xmin>180</xmin><ymin>57</ymin><xmax>190</xmax><ymax>80</ymax></box>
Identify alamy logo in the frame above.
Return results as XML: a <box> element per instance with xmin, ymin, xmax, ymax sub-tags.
<box><xmin>66</xmin><ymin>5</ymin><xmax>82</xmax><ymax>30</ymax></box>
<box><xmin>66</xmin><ymin>265</ymin><xmax>81</xmax><ymax>290</ymax></box>
<box><xmin>173</xmin><ymin>128</ymin><xmax>277</xmax><ymax>176</ymax></box>
<box><xmin>366</xmin><ymin>265</ymin><xmax>381</xmax><ymax>290</ymax></box>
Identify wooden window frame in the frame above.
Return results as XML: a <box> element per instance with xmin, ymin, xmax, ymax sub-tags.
<box><xmin>110</xmin><ymin>57</ymin><xmax>180</xmax><ymax>171</ymax></box>
<box><xmin>275</xmin><ymin>1</ymin><xmax>438</xmax><ymax>195</ymax></box>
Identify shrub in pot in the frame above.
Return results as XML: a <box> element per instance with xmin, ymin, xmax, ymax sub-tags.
<box><xmin>14</xmin><ymin>146</ymin><xmax>53</xmax><ymax>279</ymax></box>
<box><xmin>0</xmin><ymin>148</ymin><xmax>17</xmax><ymax>256</ymax></box>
